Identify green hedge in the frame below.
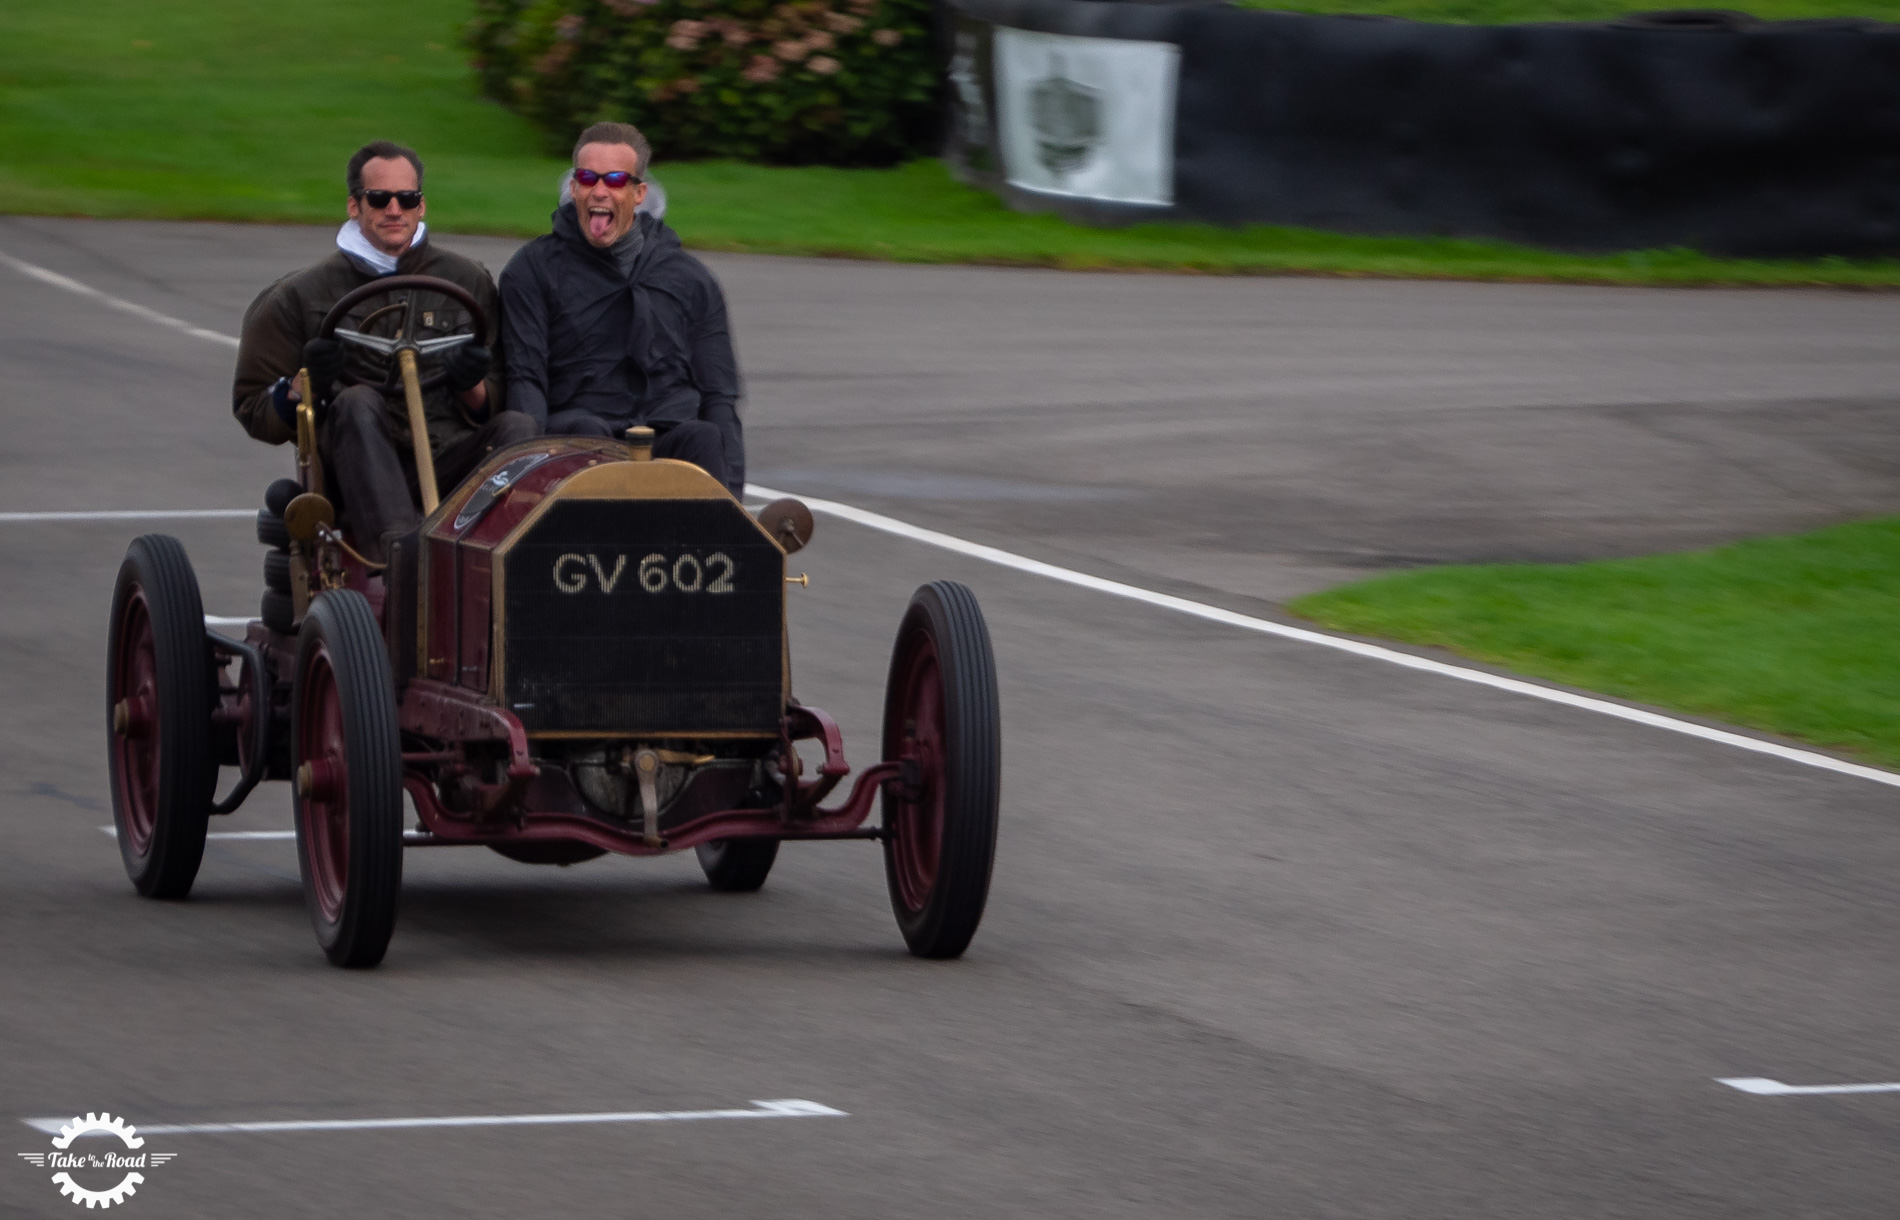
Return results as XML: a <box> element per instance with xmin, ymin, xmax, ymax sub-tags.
<box><xmin>468</xmin><ymin>0</ymin><xmax>940</xmax><ymax>165</ymax></box>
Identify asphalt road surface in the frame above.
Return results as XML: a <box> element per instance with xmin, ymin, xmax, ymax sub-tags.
<box><xmin>2</xmin><ymin>215</ymin><xmax>1898</xmax><ymax>1218</ymax></box>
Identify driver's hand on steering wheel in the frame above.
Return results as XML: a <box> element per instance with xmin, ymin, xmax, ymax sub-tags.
<box><xmin>301</xmin><ymin>337</ymin><xmax>344</xmax><ymax>408</ymax></box>
<box><xmin>445</xmin><ymin>342</ymin><xmax>492</xmax><ymax>398</ymax></box>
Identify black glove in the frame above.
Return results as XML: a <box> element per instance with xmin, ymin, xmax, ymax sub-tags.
<box><xmin>445</xmin><ymin>342</ymin><xmax>492</xmax><ymax>396</ymax></box>
<box><xmin>269</xmin><ymin>376</ymin><xmax>297</xmax><ymax>431</ymax></box>
<box><xmin>301</xmin><ymin>337</ymin><xmax>343</xmax><ymax>405</ymax></box>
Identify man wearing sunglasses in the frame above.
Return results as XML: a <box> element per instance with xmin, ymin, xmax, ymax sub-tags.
<box><xmin>233</xmin><ymin>140</ymin><xmax>537</xmax><ymax>562</ymax></box>
<box><xmin>499</xmin><ymin>122</ymin><xmax>744</xmax><ymax>495</ymax></box>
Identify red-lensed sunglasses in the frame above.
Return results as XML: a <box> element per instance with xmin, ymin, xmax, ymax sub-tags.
<box><xmin>573</xmin><ymin>169</ymin><xmax>641</xmax><ymax>189</ymax></box>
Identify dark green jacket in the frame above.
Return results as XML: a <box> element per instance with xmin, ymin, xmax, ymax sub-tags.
<box><xmin>232</xmin><ymin>238</ymin><xmax>505</xmax><ymax>454</ymax></box>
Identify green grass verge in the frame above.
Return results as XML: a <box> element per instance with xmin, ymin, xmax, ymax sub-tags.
<box><xmin>1290</xmin><ymin>517</ymin><xmax>1900</xmax><ymax>769</ymax></box>
<box><xmin>1243</xmin><ymin>0</ymin><xmax>1900</xmax><ymax>24</ymax></box>
<box><xmin>6</xmin><ymin>0</ymin><xmax>1900</xmax><ymax>285</ymax></box>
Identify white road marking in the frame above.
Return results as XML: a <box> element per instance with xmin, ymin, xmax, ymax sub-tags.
<box><xmin>745</xmin><ymin>482</ymin><xmax>1900</xmax><ymax>792</ymax></box>
<box><xmin>99</xmin><ymin>826</ymin><xmax>292</xmax><ymax>841</ymax></box>
<box><xmin>3</xmin><ymin>252</ymin><xmax>1888</xmax><ymax>792</ymax></box>
<box><xmin>22</xmin><ymin>1099</ymin><xmax>846</xmax><ymax>1137</ymax></box>
<box><xmin>1719</xmin><ymin>1076</ymin><xmax>1900</xmax><ymax>1096</ymax></box>
<box><xmin>204</xmin><ymin>615</ymin><xmax>252</xmax><ymax>627</ymax></box>
<box><xmin>0</xmin><ymin>251</ymin><xmax>240</xmax><ymax>348</ymax></box>
<box><xmin>0</xmin><ymin>509</ymin><xmax>253</xmax><ymax>523</ymax></box>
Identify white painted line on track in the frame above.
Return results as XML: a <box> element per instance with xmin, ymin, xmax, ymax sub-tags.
<box><xmin>1719</xmin><ymin>1077</ymin><xmax>1900</xmax><ymax>1096</ymax></box>
<box><xmin>4</xmin><ymin>254</ymin><xmax>1887</xmax><ymax>792</ymax></box>
<box><xmin>746</xmin><ymin>482</ymin><xmax>1900</xmax><ymax>792</ymax></box>
<box><xmin>0</xmin><ymin>509</ymin><xmax>253</xmax><ymax>523</ymax></box>
<box><xmin>204</xmin><ymin>615</ymin><xmax>253</xmax><ymax>627</ymax></box>
<box><xmin>22</xmin><ymin>1099</ymin><xmax>847</xmax><ymax>1137</ymax></box>
<box><xmin>99</xmin><ymin>826</ymin><xmax>292</xmax><ymax>841</ymax></box>
<box><xmin>0</xmin><ymin>251</ymin><xmax>240</xmax><ymax>348</ymax></box>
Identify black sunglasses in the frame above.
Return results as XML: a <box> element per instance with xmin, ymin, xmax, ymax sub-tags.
<box><xmin>357</xmin><ymin>189</ymin><xmax>423</xmax><ymax>210</ymax></box>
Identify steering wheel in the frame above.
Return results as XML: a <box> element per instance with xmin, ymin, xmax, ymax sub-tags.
<box><xmin>318</xmin><ymin>274</ymin><xmax>489</xmax><ymax>394</ymax></box>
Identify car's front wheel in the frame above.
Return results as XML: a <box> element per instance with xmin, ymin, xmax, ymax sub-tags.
<box><xmin>293</xmin><ymin>590</ymin><xmax>403</xmax><ymax>968</ymax></box>
<box><xmin>880</xmin><ymin>582</ymin><xmax>1000</xmax><ymax>959</ymax></box>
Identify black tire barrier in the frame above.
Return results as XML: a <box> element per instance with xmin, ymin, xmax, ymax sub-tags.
<box><xmin>943</xmin><ymin>0</ymin><xmax>1900</xmax><ymax>255</ymax></box>
<box><xmin>261</xmin><ymin>589</ymin><xmax>295</xmax><ymax>636</ymax></box>
<box><xmin>256</xmin><ymin>508</ymin><xmax>290</xmax><ymax>551</ymax></box>
<box><xmin>264</xmin><ymin>477</ymin><xmax>302</xmax><ymax>519</ymax></box>
<box><xmin>264</xmin><ymin>549</ymin><xmax>291</xmax><ymax>595</ymax></box>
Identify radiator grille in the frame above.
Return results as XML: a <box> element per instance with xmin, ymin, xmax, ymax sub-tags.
<box><xmin>502</xmin><ymin>499</ymin><xmax>784</xmax><ymax>734</ymax></box>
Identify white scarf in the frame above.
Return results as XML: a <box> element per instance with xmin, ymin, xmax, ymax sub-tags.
<box><xmin>336</xmin><ymin>219</ymin><xmax>427</xmax><ymax>277</ymax></box>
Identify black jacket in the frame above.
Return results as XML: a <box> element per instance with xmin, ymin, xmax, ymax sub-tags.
<box><xmin>500</xmin><ymin>207</ymin><xmax>743</xmax><ymax>492</ymax></box>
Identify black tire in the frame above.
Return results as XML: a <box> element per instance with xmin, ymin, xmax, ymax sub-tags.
<box><xmin>292</xmin><ymin>590</ymin><xmax>403</xmax><ymax>968</ymax></box>
<box><xmin>695</xmin><ymin>837</ymin><xmax>780</xmax><ymax>892</ymax></box>
<box><xmin>880</xmin><ymin>581</ymin><xmax>1000</xmax><ymax>959</ymax></box>
<box><xmin>107</xmin><ymin>535</ymin><xmax>215</xmax><ymax>899</ymax></box>
<box><xmin>256</xmin><ymin>508</ymin><xmax>289</xmax><ymax>550</ymax></box>
<box><xmin>263</xmin><ymin>549</ymin><xmax>291</xmax><ymax>594</ymax></box>
<box><xmin>261</xmin><ymin>589</ymin><xmax>295</xmax><ymax>635</ymax></box>
<box><xmin>489</xmin><ymin>841</ymin><xmax>608</xmax><ymax>866</ymax></box>
<box><xmin>264</xmin><ymin>477</ymin><xmax>302</xmax><ymax>518</ymax></box>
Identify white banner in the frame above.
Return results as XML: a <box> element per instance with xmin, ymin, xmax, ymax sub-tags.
<box><xmin>992</xmin><ymin>28</ymin><xmax>1180</xmax><ymax>207</ymax></box>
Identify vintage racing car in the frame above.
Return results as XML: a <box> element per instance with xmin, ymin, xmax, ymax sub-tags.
<box><xmin>105</xmin><ymin>275</ymin><xmax>1000</xmax><ymax>967</ymax></box>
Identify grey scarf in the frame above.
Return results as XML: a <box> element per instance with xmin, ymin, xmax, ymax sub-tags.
<box><xmin>609</xmin><ymin>222</ymin><xmax>645</xmax><ymax>279</ymax></box>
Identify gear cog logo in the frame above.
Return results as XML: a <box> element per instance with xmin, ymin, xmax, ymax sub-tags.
<box><xmin>15</xmin><ymin>1112</ymin><xmax>178</xmax><ymax>1209</ymax></box>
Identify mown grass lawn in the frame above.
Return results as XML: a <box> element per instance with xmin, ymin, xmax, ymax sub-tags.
<box><xmin>1291</xmin><ymin>517</ymin><xmax>1900</xmax><ymax>769</ymax></box>
<box><xmin>6</xmin><ymin>0</ymin><xmax>1900</xmax><ymax>285</ymax></box>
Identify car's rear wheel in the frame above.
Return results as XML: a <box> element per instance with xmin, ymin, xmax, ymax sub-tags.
<box><xmin>293</xmin><ymin>590</ymin><xmax>403</xmax><ymax>968</ymax></box>
<box><xmin>489</xmin><ymin>841</ymin><xmax>607</xmax><ymax>866</ymax></box>
<box><xmin>880</xmin><ymin>582</ymin><xmax>1000</xmax><ymax>959</ymax></box>
<box><xmin>696</xmin><ymin>837</ymin><xmax>779</xmax><ymax>892</ymax></box>
<box><xmin>107</xmin><ymin>535</ymin><xmax>215</xmax><ymax>898</ymax></box>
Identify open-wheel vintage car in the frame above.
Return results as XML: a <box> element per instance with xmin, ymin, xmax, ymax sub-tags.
<box><xmin>105</xmin><ymin>274</ymin><xmax>1000</xmax><ymax>967</ymax></box>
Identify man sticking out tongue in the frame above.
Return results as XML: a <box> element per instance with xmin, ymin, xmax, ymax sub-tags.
<box><xmin>499</xmin><ymin>122</ymin><xmax>745</xmax><ymax>496</ymax></box>
<box><xmin>580</xmin><ymin>140</ymin><xmax>638</xmax><ymax>246</ymax></box>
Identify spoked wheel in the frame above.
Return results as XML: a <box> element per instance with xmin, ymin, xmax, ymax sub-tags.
<box><xmin>293</xmin><ymin>591</ymin><xmax>403</xmax><ymax>968</ymax></box>
<box><xmin>107</xmin><ymin>536</ymin><xmax>215</xmax><ymax>898</ymax></box>
<box><xmin>696</xmin><ymin>837</ymin><xmax>780</xmax><ymax>892</ymax></box>
<box><xmin>228</xmin><ymin>649</ymin><xmax>264</xmax><ymax>777</ymax></box>
<box><xmin>880</xmin><ymin>582</ymin><xmax>1001</xmax><ymax>959</ymax></box>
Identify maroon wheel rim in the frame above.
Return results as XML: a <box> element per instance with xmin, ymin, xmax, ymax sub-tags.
<box><xmin>111</xmin><ymin>589</ymin><xmax>160</xmax><ymax>856</ymax></box>
<box><xmin>298</xmin><ymin>644</ymin><xmax>350</xmax><ymax>923</ymax></box>
<box><xmin>230</xmin><ymin>653</ymin><xmax>259</xmax><ymax>777</ymax></box>
<box><xmin>889</xmin><ymin>633</ymin><xmax>946</xmax><ymax>914</ymax></box>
